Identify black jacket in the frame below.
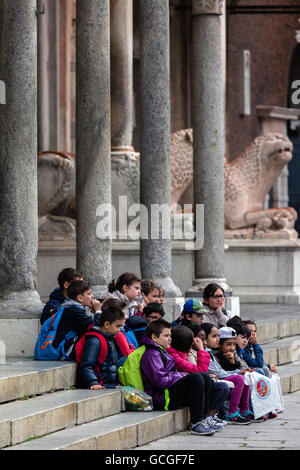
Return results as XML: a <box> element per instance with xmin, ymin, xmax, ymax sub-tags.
<box><xmin>76</xmin><ymin>327</ymin><xmax>119</xmax><ymax>389</ymax></box>
<box><xmin>40</xmin><ymin>287</ymin><xmax>66</xmax><ymax>325</ymax></box>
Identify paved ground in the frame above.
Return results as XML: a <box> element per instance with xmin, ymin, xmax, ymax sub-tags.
<box><xmin>134</xmin><ymin>390</ymin><xmax>300</xmax><ymax>451</ymax></box>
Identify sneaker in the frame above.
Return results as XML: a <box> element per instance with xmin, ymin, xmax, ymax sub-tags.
<box><xmin>241</xmin><ymin>410</ymin><xmax>265</xmax><ymax>423</ymax></box>
<box><xmin>191</xmin><ymin>418</ymin><xmax>216</xmax><ymax>436</ymax></box>
<box><xmin>268</xmin><ymin>411</ymin><xmax>278</xmax><ymax>419</ymax></box>
<box><xmin>225</xmin><ymin>411</ymin><xmax>252</xmax><ymax>425</ymax></box>
<box><xmin>206</xmin><ymin>416</ymin><xmax>224</xmax><ymax>432</ymax></box>
<box><xmin>213</xmin><ymin>414</ymin><xmax>227</xmax><ymax>426</ymax></box>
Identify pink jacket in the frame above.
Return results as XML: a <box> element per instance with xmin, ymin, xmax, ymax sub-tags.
<box><xmin>167</xmin><ymin>345</ymin><xmax>210</xmax><ymax>374</ymax></box>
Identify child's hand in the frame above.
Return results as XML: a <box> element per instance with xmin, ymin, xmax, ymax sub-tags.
<box><xmin>91</xmin><ymin>299</ymin><xmax>101</xmax><ymax>313</ymax></box>
<box><xmin>90</xmin><ymin>384</ymin><xmax>106</xmax><ymax>390</ymax></box>
<box><xmin>249</xmin><ymin>332</ymin><xmax>257</xmax><ymax>344</ymax></box>
<box><xmin>223</xmin><ymin>351</ymin><xmax>235</xmax><ymax>364</ymax></box>
<box><xmin>137</xmin><ymin>292</ymin><xmax>148</xmax><ymax>310</ymax></box>
<box><xmin>239</xmin><ymin>367</ymin><xmax>251</xmax><ymax>374</ymax></box>
<box><xmin>270</xmin><ymin>364</ymin><xmax>277</xmax><ymax>373</ymax></box>
<box><xmin>193</xmin><ymin>337</ymin><xmax>204</xmax><ymax>351</ymax></box>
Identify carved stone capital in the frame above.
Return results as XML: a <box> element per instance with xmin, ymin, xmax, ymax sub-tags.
<box><xmin>192</xmin><ymin>0</ymin><xmax>223</xmax><ymax>16</ymax></box>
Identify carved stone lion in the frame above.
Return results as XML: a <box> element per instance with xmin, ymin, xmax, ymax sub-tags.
<box><xmin>170</xmin><ymin>130</ymin><xmax>297</xmax><ymax>239</ymax></box>
<box><xmin>37</xmin><ymin>132</ymin><xmax>298</xmax><ymax>240</ymax></box>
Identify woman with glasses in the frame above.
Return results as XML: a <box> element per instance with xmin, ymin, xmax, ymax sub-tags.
<box><xmin>202</xmin><ymin>283</ymin><xmax>230</xmax><ymax>328</ymax></box>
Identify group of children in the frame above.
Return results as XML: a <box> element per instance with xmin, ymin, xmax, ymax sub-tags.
<box><xmin>39</xmin><ymin>269</ymin><xmax>279</xmax><ymax>436</ymax></box>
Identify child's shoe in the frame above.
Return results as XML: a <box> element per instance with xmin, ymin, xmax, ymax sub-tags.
<box><xmin>225</xmin><ymin>411</ymin><xmax>252</xmax><ymax>425</ymax></box>
<box><xmin>213</xmin><ymin>414</ymin><xmax>227</xmax><ymax>426</ymax></box>
<box><xmin>206</xmin><ymin>416</ymin><xmax>224</xmax><ymax>432</ymax></box>
<box><xmin>241</xmin><ymin>410</ymin><xmax>265</xmax><ymax>423</ymax></box>
<box><xmin>191</xmin><ymin>417</ymin><xmax>216</xmax><ymax>435</ymax></box>
<box><xmin>268</xmin><ymin>411</ymin><xmax>278</xmax><ymax>419</ymax></box>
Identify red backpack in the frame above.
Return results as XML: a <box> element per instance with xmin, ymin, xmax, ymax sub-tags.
<box><xmin>75</xmin><ymin>327</ymin><xmax>108</xmax><ymax>384</ymax></box>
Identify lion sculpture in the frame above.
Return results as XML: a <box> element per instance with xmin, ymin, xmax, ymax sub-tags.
<box><xmin>170</xmin><ymin>130</ymin><xmax>297</xmax><ymax>239</ymax></box>
<box><xmin>37</xmin><ymin>132</ymin><xmax>297</xmax><ymax>239</ymax></box>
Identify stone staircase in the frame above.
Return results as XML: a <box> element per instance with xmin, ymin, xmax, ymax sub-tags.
<box><xmin>1</xmin><ymin>311</ymin><xmax>300</xmax><ymax>450</ymax></box>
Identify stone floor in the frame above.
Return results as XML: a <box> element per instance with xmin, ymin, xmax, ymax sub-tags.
<box><xmin>133</xmin><ymin>386</ymin><xmax>300</xmax><ymax>451</ymax></box>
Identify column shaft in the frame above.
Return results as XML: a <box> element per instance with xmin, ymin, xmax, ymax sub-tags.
<box><xmin>0</xmin><ymin>0</ymin><xmax>42</xmax><ymax>315</ymax></box>
<box><xmin>139</xmin><ymin>0</ymin><xmax>181</xmax><ymax>296</ymax></box>
<box><xmin>76</xmin><ymin>0</ymin><xmax>111</xmax><ymax>297</ymax></box>
<box><xmin>110</xmin><ymin>0</ymin><xmax>134</xmax><ymax>151</ymax></box>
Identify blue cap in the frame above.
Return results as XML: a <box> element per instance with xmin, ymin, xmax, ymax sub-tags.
<box><xmin>183</xmin><ymin>298</ymin><xmax>206</xmax><ymax>315</ymax></box>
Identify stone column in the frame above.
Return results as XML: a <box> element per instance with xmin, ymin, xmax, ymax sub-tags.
<box><xmin>76</xmin><ymin>0</ymin><xmax>112</xmax><ymax>299</ymax></box>
<box><xmin>186</xmin><ymin>0</ymin><xmax>230</xmax><ymax>296</ymax></box>
<box><xmin>139</xmin><ymin>0</ymin><xmax>181</xmax><ymax>297</ymax></box>
<box><xmin>110</xmin><ymin>0</ymin><xmax>134</xmax><ymax>152</ymax></box>
<box><xmin>0</xmin><ymin>0</ymin><xmax>43</xmax><ymax>316</ymax></box>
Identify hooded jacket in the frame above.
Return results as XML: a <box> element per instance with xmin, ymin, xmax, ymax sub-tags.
<box><xmin>167</xmin><ymin>345</ymin><xmax>210</xmax><ymax>374</ymax></box>
<box><xmin>139</xmin><ymin>335</ymin><xmax>186</xmax><ymax>410</ymax></box>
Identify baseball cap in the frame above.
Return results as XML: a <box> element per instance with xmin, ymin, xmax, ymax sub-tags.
<box><xmin>218</xmin><ymin>326</ymin><xmax>237</xmax><ymax>339</ymax></box>
<box><xmin>183</xmin><ymin>298</ymin><xmax>206</xmax><ymax>315</ymax></box>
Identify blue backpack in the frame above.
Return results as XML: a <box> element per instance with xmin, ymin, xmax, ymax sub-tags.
<box><xmin>34</xmin><ymin>306</ymin><xmax>77</xmax><ymax>360</ymax></box>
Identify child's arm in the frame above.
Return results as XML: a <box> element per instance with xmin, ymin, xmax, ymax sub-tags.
<box><xmin>141</xmin><ymin>349</ymin><xmax>185</xmax><ymax>389</ymax></box>
<box><xmin>243</xmin><ymin>343</ymin><xmax>264</xmax><ymax>368</ymax></box>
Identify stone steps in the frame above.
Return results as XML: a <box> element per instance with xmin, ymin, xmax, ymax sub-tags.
<box><xmin>0</xmin><ymin>388</ymin><xmax>123</xmax><ymax>448</ymax></box>
<box><xmin>1</xmin><ymin>313</ymin><xmax>300</xmax><ymax>450</ymax></box>
<box><xmin>5</xmin><ymin>408</ymin><xmax>188</xmax><ymax>450</ymax></box>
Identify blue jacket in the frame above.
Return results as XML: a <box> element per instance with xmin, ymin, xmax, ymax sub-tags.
<box><xmin>41</xmin><ymin>287</ymin><xmax>66</xmax><ymax>324</ymax></box>
<box><xmin>236</xmin><ymin>343</ymin><xmax>265</xmax><ymax>369</ymax></box>
<box><xmin>76</xmin><ymin>327</ymin><xmax>119</xmax><ymax>389</ymax></box>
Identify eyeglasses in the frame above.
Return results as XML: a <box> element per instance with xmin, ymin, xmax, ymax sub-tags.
<box><xmin>211</xmin><ymin>295</ymin><xmax>224</xmax><ymax>299</ymax></box>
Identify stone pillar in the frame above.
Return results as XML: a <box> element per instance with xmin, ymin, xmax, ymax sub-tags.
<box><xmin>0</xmin><ymin>0</ymin><xmax>43</xmax><ymax>316</ymax></box>
<box><xmin>186</xmin><ymin>0</ymin><xmax>230</xmax><ymax>296</ymax></box>
<box><xmin>110</xmin><ymin>0</ymin><xmax>134</xmax><ymax>152</ymax></box>
<box><xmin>139</xmin><ymin>0</ymin><xmax>181</xmax><ymax>297</ymax></box>
<box><xmin>76</xmin><ymin>0</ymin><xmax>112</xmax><ymax>299</ymax></box>
<box><xmin>37</xmin><ymin>0</ymin><xmax>59</xmax><ymax>151</ymax></box>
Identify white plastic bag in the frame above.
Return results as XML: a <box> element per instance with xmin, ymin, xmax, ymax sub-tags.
<box><xmin>244</xmin><ymin>371</ymin><xmax>284</xmax><ymax>419</ymax></box>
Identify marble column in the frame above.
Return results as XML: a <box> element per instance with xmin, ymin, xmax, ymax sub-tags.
<box><xmin>76</xmin><ymin>0</ymin><xmax>112</xmax><ymax>298</ymax></box>
<box><xmin>110</xmin><ymin>0</ymin><xmax>134</xmax><ymax>152</ymax></box>
<box><xmin>0</xmin><ymin>0</ymin><xmax>43</xmax><ymax>317</ymax></box>
<box><xmin>186</xmin><ymin>0</ymin><xmax>230</xmax><ymax>296</ymax></box>
<box><xmin>139</xmin><ymin>0</ymin><xmax>181</xmax><ymax>297</ymax></box>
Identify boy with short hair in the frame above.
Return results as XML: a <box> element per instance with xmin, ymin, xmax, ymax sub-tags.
<box><xmin>140</xmin><ymin>319</ymin><xmax>229</xmax><ymax>436</ymax></box>
<box><xmin>41</xmin><ymin>267</ymin><xmax>83</xmax><ymax>324</ymax></box>
<box><xmin>47</xmin><ymin>280</ymin><xmax>100</xmax><ymax>360</ymax></box>
<box><xmin>125</xmin><ymin>302</ymin><xmax>166</xmax><ymax>346</ymax></box>
<box><xmin>173</xmin><ymin>298</ymin><xmax>206</xmax><ymax>333</ymax></box>
<box><xmin>76</xmin><ymin>306</ymin><xmax>125</xmax><ymax>389</ymax></box>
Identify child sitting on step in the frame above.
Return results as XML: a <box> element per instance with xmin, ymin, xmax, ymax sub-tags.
<box><xmin>139</xmin><ymin>319</ymin><xmax>229</xmax><ymax>436</ymax></box>
<box><xmin>76</xmin><ymin>305</ymin><xmax>125</xmax><ymax>390</ymax></box>
<box><xmin>201</xmin><ymin>323</ymin><xmax>253</xmax><ymax>425</ymax></box>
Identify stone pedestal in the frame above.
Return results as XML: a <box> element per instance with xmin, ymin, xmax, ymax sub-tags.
<box><xmin>224</xmin><ymin>239</ymin><xmax>300</xmax><ymax>304</ymax></box>
<box><xmin>0</xmin><ymin>0</ymin><xmax>43</xmax><ymax>317</ymax></box>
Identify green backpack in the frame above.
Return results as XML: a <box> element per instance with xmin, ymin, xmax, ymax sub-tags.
<box><xmin>118</xmin><ymin>345</ymin><xmax>146</xmax><ymax>391</ymax></box>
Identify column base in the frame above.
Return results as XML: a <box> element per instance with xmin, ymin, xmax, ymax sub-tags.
<box><xmin>91</xmin><ymin>285</ymin><xmax>110</xmax><ymax>302</ymax></box>
<box><xmin>0</xmin><ymin>290</ymin><xmax>44</xmax><ymax>319</ymax></box>
<box><xmin>152</xmin><ymin>275</ymin><xmax>182</xmax><ymax>298</ymax></box>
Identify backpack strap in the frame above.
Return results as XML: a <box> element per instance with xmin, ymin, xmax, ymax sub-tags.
<box><xmin>75</xmin><ymin>329</ymin><xmax>108</xmax><ymax>366</ymax></box>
